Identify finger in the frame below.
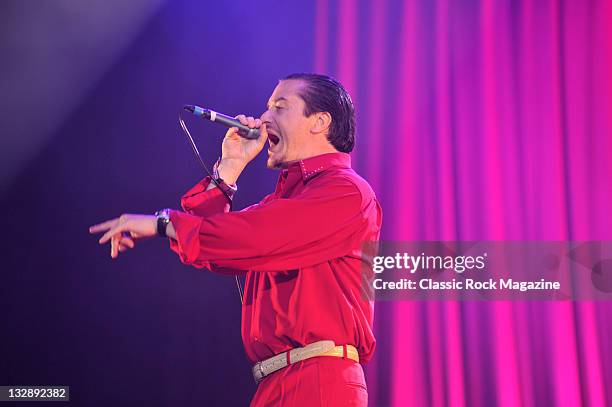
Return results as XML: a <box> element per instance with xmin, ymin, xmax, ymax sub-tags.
<box><xmin>89</xmin><ymin>218</ymin><xmax>119</xmax><ymax>234</ymax></box>
<box><xmin>254</xmin><ymin>118</ymin><xmax>262</xmax><ymax>128</ymax></box>
<box><xmin>255</xmin><ymin>123</ymin><xmax>268</xmax><ymax>148</ymax></box>
<box><xmin>111</xmin><ymin>235</ymin><xmax>119</xmax><ymax>258</ymax></box>
<box><xmin>118</xmin><ymin>242</ymin><xmax>132</xmax><ymax>252</ymax></box>
<box><xmin>99</xmin><ymin>224</ymin><xmax>128</xmax><ymax>244</ymax></box>
<box><xmin>246</xmin><ymin>116</ymin><xmax>256</xmax><ymax>128</ymax></box>
<box><xmin>224</xmin><ymin>126</ymin><xmax>239</xmax><ymax>139</ymax></box>
<box><xmin>120</xmin><ymin>236</ymin><xmax>135</xmax><ymax>248</ymax></box>
<box><xmin>259</xmin><ymin>123</ymin><xmax>268</xmax><ymax>141</ymax></box>
<box><xmin>111</xmin><ymin>234</ymin><xmax>126</xmax><ymax>258</ymax></box>
<box><xmin>235</xmin><ymin>114</ymin><xmax>247</xmax><ymax>125</ymax></box>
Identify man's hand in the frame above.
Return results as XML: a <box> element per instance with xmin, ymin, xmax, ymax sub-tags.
<box><xmin>217</xmin><ymin>115</ymin><xmax>268</xmax><ymax>184</ymax></box>
<box><xmin>89</xmin><ymin>214</ymin><xmax>164</xmax><ymax>259</ymax></box>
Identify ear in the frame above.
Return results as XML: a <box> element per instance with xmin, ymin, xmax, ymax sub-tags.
<box><xmin>310</xmin><ymin>112</ymin><xmax>332</xmax><ymax>136</ymax></box>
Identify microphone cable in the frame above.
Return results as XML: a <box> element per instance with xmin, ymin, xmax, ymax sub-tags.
<box><xmin>178</xmin><ymin>111</ymin><xmax>245</xmax><ymax>305</ymax></box>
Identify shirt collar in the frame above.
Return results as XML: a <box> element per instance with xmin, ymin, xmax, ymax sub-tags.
<box><xmin>285</xmin><ymin>152</ymin><xmax>352</xmax><ymax>182</ymax></box>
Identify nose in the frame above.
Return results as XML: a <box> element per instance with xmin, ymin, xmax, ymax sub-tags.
<box><xmin>260</xmin><ymin>109</ymin><xmax>272</xmax><ymax>124</ymax></box>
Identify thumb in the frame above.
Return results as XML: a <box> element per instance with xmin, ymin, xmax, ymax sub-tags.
<box><xmin>257</xmin><ymin>123</ymin><xmax>268</xmax><ymax>147</ymax></box>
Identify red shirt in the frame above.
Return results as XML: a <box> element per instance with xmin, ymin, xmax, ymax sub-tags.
<box><xmin>168</xmin><ymin>152</ymin><xmax>382</xmax><ymax>364</ymax></box>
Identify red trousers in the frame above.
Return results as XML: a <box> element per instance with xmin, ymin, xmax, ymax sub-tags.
<box><xmin>250</xmin><ymin>356</ymin><xmax>368</xmax><ymax>407</ymax></box>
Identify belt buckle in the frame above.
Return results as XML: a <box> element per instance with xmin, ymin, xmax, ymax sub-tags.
<box><xmin>252</xmin><ymin>361</ymin><xmax>265</xmax><ymax>384</ymax></box>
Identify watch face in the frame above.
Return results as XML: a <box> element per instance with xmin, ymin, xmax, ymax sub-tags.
<box><xmin>155</xmin><ymin>208</ymin><xmax>170</xmax><ymax>218</ymax></box>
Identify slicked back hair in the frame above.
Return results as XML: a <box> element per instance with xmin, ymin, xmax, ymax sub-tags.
<box><xmin>282</xmin><ymin>73</ymin><xmax>355</xmax><ymax>153</ymax></box>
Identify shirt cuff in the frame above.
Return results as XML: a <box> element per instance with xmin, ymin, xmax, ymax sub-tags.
<box><xmin>181</xmin><ymin>176</ymin><xmax>232</xmax><ymax>215</ymax></box>
<box><xmin>168</xmin><ymin>209</ymin><xmax>208</xmax><ymax>268</ymax></box>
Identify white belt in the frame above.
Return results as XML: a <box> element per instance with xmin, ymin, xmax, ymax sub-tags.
<box><xmin>252</xmin><ymin>340</ymin><xmax>360</xmax><ymax>383</ymax></box>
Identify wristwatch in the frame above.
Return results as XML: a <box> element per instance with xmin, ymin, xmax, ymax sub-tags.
<box><xmin>154</xmin><ymin>208</ymin><xmax>171</xmax><ymax>238</ymax></box>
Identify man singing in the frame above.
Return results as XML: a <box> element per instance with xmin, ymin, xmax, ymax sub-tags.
<box><xmin>90</xmin><ymin>73</ymin><xmax>382</xmax><ymax>406</ymax></box>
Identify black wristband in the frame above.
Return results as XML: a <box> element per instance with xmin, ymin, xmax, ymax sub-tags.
<box><xmin>155</xmin><ymin>208</ymin><xmax>170</xmax><ymax>238</ymax></box>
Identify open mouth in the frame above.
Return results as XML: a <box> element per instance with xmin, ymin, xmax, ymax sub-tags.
<box><xmin>267</xmin><ymin>132</ymin><xmax>280</xmax><ymax>146</ymax></box>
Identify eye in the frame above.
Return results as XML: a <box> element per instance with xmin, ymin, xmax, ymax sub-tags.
<box><xmin>265</xmin><ymin>104</ymin><xmax>286</xmax><ymax>112</ymax></box>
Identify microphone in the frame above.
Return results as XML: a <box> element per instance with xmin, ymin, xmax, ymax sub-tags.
<box><xmin>183</xmin><ymin>105</ymin><xmax>261</xmax><ymax>139</ymax></box>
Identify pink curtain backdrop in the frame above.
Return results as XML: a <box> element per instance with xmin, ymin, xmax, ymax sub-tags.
<box><xmin>315</xmin><ymin>0</ymin><xmax>612</xmax><ymax>405</ymax></box>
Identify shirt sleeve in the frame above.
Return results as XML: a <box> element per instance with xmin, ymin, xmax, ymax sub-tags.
<box><xmin>171</xmin><ymin>176</ymin><xmax>250</xmax><ymax>275</ymax></box>
<box><xmin>168</xmin><ymin>176</ymin><xmax>377</xmax><ymax>273</ymax></box>
<box><xmin>178</xmin><ymin>176</ymin><xmax>231</xmax><ymax>217</ymax></box>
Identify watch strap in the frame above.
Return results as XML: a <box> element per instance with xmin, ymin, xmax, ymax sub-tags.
<box><xmin>154</xmin><ymin>208</ymin><xmax>171</xmax><ymax>238</ymax></box>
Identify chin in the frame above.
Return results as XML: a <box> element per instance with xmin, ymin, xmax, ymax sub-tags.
<box><xmin>267</xmin><ymin>151</ymin><xmax>288</xmax><ymax>169</ymax></box>
<box><xmin>267</xmin><ymin>157</ymin><xmax>281</xmax><ymax>169</ymax></box>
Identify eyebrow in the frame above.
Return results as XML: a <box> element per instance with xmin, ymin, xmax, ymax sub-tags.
<box><xmin>266</xmin><ymin>97</ymin><xmax>289</xmax><ymax>109</ymax></box>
